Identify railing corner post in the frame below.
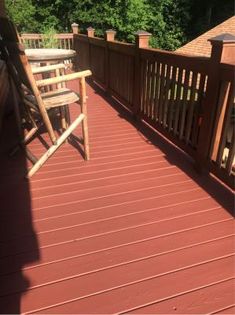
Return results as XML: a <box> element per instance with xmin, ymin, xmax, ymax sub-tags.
<box><xmin>196</xmin><ymin>33</ymin><xmax>235</xmax><ymax>173</ymax></box>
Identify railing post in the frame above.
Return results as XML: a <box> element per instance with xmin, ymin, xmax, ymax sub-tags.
<box><xmin>196</xmin><ymin>33</ymin><xmax>235</xmax><ymax>172</ymax></box>
<box><xmin>133</xmin><ymin>30</ymin><xmax>151</xmax><ymax>118</ymax></box>
<box><xmin>86</xmin><ymin>27</ymin><xmax>95</xmax><ymax>72</ymax></box>
<box><xmin>105</xmin><ymin>29</ymin><xmax>116</xmax><ymax>42</ymax></box>
<box><xmin>105</xmin><ymin>29</ymin><xmax>116</xmax><ymax>92</ymax></box>
<box><xmin>87</xmin><ymin>27</ymin><xmax>95</xmax><ymax>38</ymax></box>
<box><xmin>71</xmin><ymin>23</ymin><xmax>79</xmax><ymax>34</ymax></box>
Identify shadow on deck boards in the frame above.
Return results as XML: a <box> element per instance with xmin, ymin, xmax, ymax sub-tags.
<box><xmin>0</xmin><ymin>114</ymin><xmax>40</xmax><ymax>314</ymax></box>
<box><xmin>89</xmin><ymin>80</ymin><xmax>234</xmax><ymax>216</ymax></box>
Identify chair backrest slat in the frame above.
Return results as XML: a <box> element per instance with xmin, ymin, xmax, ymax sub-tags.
<box><xmin>0</xmin><ymin>17</ymin><xmax>48</xmax><ymax>115</ymax></box>
<box><xmin>0</xmin><ymin>18</ymin><xmax>33</xmax><ymax>92</ymax></box>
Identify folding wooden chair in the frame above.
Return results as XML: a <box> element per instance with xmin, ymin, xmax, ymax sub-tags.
<box><xmin>0</xmin><ymin>17</ymin><xmax>91</xmax><ymax>177</ymax></box>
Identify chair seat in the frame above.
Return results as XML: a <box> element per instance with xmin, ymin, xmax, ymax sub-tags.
<box><xmin>41</xmin><ymin>88</ymin><xmax>80</xmax><ymax>109</ymax></box>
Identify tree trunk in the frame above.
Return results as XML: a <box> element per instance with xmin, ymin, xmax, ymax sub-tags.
<box><xmin>0</xmin><ymin>0</ymin><xmax>6</xmax><ymax>16</ymax></box>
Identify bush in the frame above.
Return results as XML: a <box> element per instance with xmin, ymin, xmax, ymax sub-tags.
<box><xmin>41</xmin><ymin>27</ymin><xmax>58</xmax><ymax>48</ymax></box>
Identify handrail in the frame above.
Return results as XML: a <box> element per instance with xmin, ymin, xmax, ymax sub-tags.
<box><xmin>73</xmin><ymin>29</ymin><xmax>235</xmax><ymax>189</ymax></box>
<box><xmin>20</xmin><ymin>33</ymin><xmax>74</xmax><ymax>49</ymax></box>
<box><xmin>22</xmin><ymin>28</ymin><xmax>235</xmax><ymax>189</ymax></box>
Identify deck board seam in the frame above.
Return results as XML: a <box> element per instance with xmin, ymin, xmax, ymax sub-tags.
<box><xmin>118</xmin><ymin>278</ymin><xmax>235</xmax><ymax>315</ymax></box>
<box><xmin>33</xmin><ymin>195</ymin><xmax>211</xmax><ymax>223</ymax></box>
<box><xmin>31</xmin><ymin>154</ymin><xmax>166</xmax><ymax>179</ymax></box>
<box><xmin>32</xmin><ymin>171</ymin><xmax>184</xmax><ymax>200</ymax></box>
<box><xmin>0</xmin><ymin>187</ymin><xmax>203</xmax><ymax>216</ymax></box>
<box><xmin>36</xmin><ymin>147</ymin><xmax>162</xmax><ymax>168</ymax></box>
<box><xmin>210</xmin><ymin>303</ymin><xmax>235</xmax><ymax>314</ymax></box>
<box><xmin>35</xmin><ymin>206</ymin><xmax>225</xmax><ymax>235</ymax></box>
<box><xmin>1</xmin><ymin>218</ymin><xmax>232</xmax><ymax>260</ymax></box>
<box><xmin>31</xmin><ymin>165</ymin><xmax>178</xmax><ymax>192</ymax></box>
<box><xmin>20</xmin><ymin>233</ymin><xmax>235</xmax><ymax>274</ymax></box>
<box><xmin>2</xmin><ymin>237</ymin><xmax>234</xmax><ymax>296</ymax></box>
<box><xmin>23</xmin><ymin>257</ymin><xmax>235</xmax><ymax>315</ymax></box>
<box><xmin>32</xmin><ymin>179</ymin><xmax>194</xmax><ymax>210</ymax></box>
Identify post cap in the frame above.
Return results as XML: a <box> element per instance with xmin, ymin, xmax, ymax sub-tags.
<box><xmin>209</xmin><ymin>33</ymin><xmax>235</xmax><ymax>44</ymax></box>
<box><xmin>105</xmin><ymin>29</ymin><xmax>116</xmax><ymax>41</ymax></box>
<box><xmin>106</xmin><ymin>29</ymin><xmax>116</xmax><ymax>34</ymax></box>
<box><xmin>135</xmin><ymin>30</ymin><xmax>152</xmax><ymax>36</ymax></box>
<box><xmin>71</xmin><ymin>23</ymin><xmax>78</xmax><ymax>27</ymax></box>
<box><xmin>87</xmin><ymin>26</ymin><xmax>95</xmax><ymax>31</ymax></box>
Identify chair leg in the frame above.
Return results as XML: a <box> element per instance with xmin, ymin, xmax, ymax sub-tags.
<box><xmin>27</xmin><ymin>113</ymin><xmax>85</xmax><ymax>177</ymax></box>
<box><xmin>79</xmin><ymin>77</ymin><xmax>90</xmax><ymax>160</ymax></box>
<box><xmin>82</xmin><ymin>115</ymin><xmax>90</xmax><ymax>160</ymax></box>
<box><xmin>65</xmin><ymin>105</ymin><xmax>71</xmax><ymax>126</ymax></box>
<box><xmin>60</xmin><ymin>106</ymin><xmax>67</xmax><ymax>131</ymax></box>
<box><xmin>60</xmin><ymin>105</ymin><xmax>70</xmax><ymax>143</ymax></box>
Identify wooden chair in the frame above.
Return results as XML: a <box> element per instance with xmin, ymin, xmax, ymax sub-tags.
<box><xmin>0</xmin><ymin>17</ymin><xmax>91</xmax><ymax>177</ymax></box>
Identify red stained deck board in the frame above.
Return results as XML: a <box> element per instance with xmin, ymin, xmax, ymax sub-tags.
<box><xmin>214</xmin><ymin>305</ymin><xmax>235</xmax><ymax>314</ymax></box>
<box><xmin>127</xmin><ymin>279</ymin><xmax>235</xmax><ymax>314</ymax></box>
<box><xmin>30</xmin><ymin>162</ymin><xmax>177</xmax><ymax>192</ymax></box>
<box><xmin>1</xmin><ymin>206</ymin><xmax>231</xmax><ymax>258</ymax></box>
<box><xmin>30</xmin><ymin>180</ymin><xmax>198</xmax><ymax>216</ymax></box>
<box><xmin>33</xmin><ymin>197</ymin><xmax>223</xmax><ymax>232</ymax></box>
<box><xmin>30</xmin><ymin>155</ymin><xmax>164</xmax><ymax>181</ymax></box>
<box><xmin>29</xmin><ymin>147</ymin><xmax>162</xmax><ymax>175</ymax></box>
<box><xmin>30</xmin><ymin>165</ymin><xmax>181</xmax><ymax>199</ymax></box>
<box><xmin>1</xmin><ymin>241</ymin><xmax>234</xmax><ymax>313</ymax></box>
<box><xmin>31</xmin><ymin>174</ymin><xmax>192</xmax><ymax>209</ymax></box>
<box><xmin>0</xmin><ymin>220</ymin><xmax>233</xmax><ymax>277</ymax></box>
<box><xmin>0</xmin><ymin>82</ymin><xmax>234</xmax><ymax>314</ymax></box>
<box><xmin>0</xmin><ymin>196</ymin><xmax>228</xmax><ymax>241</ymax></box>
<box><xmin>26</xmin><ymin>257</ymin><xmax>234</xmax><ymax>314</ymax></box>
<box><xmin>1</xmin><ymin>235</ymin><xmax>234</xmax><ymax>297</ymax></box>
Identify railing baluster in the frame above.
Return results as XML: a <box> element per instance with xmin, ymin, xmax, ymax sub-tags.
<box><xmin>179</xmin><ymin>70</ymin><xmax>191</xmax><ymax>140</ymax></box>
<box><xmin>185</xmin><ymin>72</ymin><xmax>198</xmax><ymax>143</ymax></box>
<box><xmin>173</xmin><ymin>68</ymin><xmax>184</xmax><ymax>135</ymax></box>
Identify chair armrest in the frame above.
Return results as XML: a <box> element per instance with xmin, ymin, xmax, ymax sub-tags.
<box><xmin>36</xmin><ymin>70</ymin><xmax>92</xmax><ymax>87</ymax></box>
<box><xmin>32</xmin><ymin>63</ymin><xmax>66</xmax><ymax>74</ymax></box>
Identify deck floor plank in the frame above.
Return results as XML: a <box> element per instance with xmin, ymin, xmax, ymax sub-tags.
<box><xmin>0</xmin><ymin>83</ymin><xmax>234</xmax><ymax>314</ymax></box>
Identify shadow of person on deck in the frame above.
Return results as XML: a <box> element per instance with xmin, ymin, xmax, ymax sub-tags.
<box><xmin>0</xmin><ymin>110</ymin><xmax>40</xmax><ymax>314</ymax></box>
<box><xmin>89</xmin><ymin>80</ymin><xmax>234</xmax><ymax>217</ymax></box>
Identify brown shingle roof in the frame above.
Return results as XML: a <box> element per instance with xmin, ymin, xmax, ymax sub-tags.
<box><xmin>177</xmin><ymin>16</ymin><xmax>235</xmax><ymax>57</ymax></box>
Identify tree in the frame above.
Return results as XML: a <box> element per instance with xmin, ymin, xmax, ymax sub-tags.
<box><xmin>5</xmin><ymin>0</ymin><xmax>37</xmax><ymax>32</ymax></box>
<box><xmin>5</xmin><ymin>0</ymin><xmax>235</xmax><ymax>50</ymax></box>
<box><xmin>188</xmin><ymin>0</ymin><xmax>234</xmax><ymax>39</ymax></box>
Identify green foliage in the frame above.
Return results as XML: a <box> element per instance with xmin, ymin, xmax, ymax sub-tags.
<box><xmin>5</xmin><ymin>0</ymin><xmax>235</xmax><ymax>50</ymax></box>
<box><xmin>41</xmin><ymin>27</ymin><xmax>59</xmax><ymax>48</ymax></box>
<box><xmin>5</xmin><ymin>0</ymin><xmax>37</xmax><ymax>32</ymax></box>
<box><xmin>188</xmin><ymin>0</ymin><xmax>234</xmax><ymax>40</ymax></box>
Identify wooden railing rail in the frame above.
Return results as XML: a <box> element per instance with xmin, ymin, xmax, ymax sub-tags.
<box><xmin>20</xmin><ymin>33</ymin><xmax>74</xmax><ymax>49</ymax></box>
<box><xmin>20</xmin><ymin>23</ymin><xmax>78</xmax><ymax>50</ymax></box>
<box><xmin>73</xmin><ymin>29</ymin><xmax>235</xmax><ymax>189</ymax></box>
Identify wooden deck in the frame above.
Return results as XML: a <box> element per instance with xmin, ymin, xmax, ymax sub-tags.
<box><xmin>0</xmin><ymin>81</ymin><xmax>234</xmax><ymax>314</ymax></box>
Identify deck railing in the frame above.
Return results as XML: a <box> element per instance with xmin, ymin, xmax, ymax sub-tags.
<box><xmin>20</xmin><ymin>26</ymin><xmax>235</xmax><ymax>189</ymax></box>
<box><xmin>73</xmin><ymin>29</ymin><xmax>235</xmax><ymax>189</ymax></box>
<box><xmin>20</xmin><ymin>24</ymin><xmax>78</xmax><ymax>49</ymax></box>
<box><xmin>209</xmin><ymin>63</ymin><xmax>235</xmax><ymax>187</ymax></box>
<box><xmin>20</xmin><ymin>33</ymin><xmax>74</xmax><ymax>49</ymax></box>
